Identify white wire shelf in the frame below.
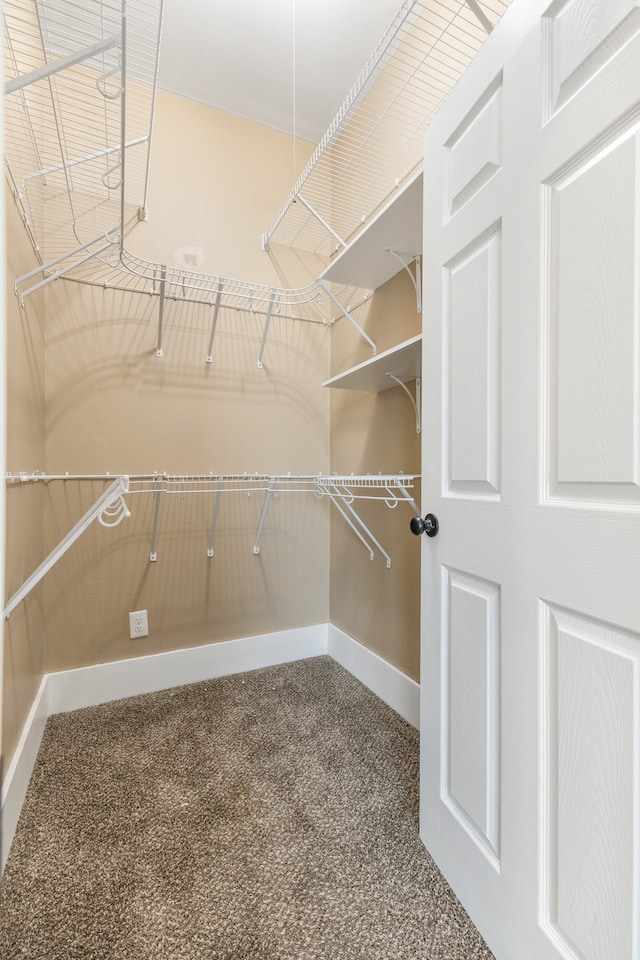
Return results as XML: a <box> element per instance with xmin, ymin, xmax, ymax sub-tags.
<box><xmin>8</xmin><ymin>471</ymin><xmax>419</xmax><ymax>494</ymax></box>
<box><xmin>4</xmin><ymin>0</ymin><xmax>511</xmax><ymax>349</ymax></box>
<box><xmin>4</xmin><ymin>0</ymin><xmax>162</xmax><ymax>264</ymax></box>
<box><xmin>263</xmin><ymin>0</ymin><xmax>513</xmax><ymax>257</ymax></box>
<box><xmin>5</xmin><ymin>471</ymin><xmax>421</xmax><ymax>615</ymax></box>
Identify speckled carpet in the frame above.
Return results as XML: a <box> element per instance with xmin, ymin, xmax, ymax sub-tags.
<box><xmin>0</xmin><ymin>655</ymin><xmax>494</xmax><ymax>959</ymax></box>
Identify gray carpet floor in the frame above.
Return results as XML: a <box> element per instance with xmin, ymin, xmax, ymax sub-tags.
<box><xmin>0</xmin><ymin>655</ymin><xmax>495</xmax><ymax>959</ymax></box>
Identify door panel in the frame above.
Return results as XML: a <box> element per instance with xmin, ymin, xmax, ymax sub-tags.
<box><xmin>444</xmin><ymin>225</ymin><xmax>501</xmax><ymax>499</ymax></box>
<box><xmin>540</xmin><ymin>605</ymin><xmax>640</xmax><ymax>960</ymax></box>
<box><xmin>444</xmin><ymin>568</ymin><xmax>501</xmax><ymax>868</ymax></box>
<box><xmin>446</xmin><ymin>75</ymin><xmax>503</xmax><ymax>217</ymax></box>
<box><xmin>420</xmin><ymin>2</ymin><xmax>640</xmax><ymax>958</ymax></box>
<box><xmin>544</xmin><ymin>0</ymin><xmax>640</xmax><ymax>119</ymax></box>
<box><xmin>545</xmin><ymin>124</ymin><xmax>640</xmax><ymax>503</ymax></box>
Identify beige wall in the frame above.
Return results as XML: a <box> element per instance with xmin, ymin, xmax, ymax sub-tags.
<box><xmin>3</xmin><ymin>189</ymin><xmax>46</xmax><ymax>783</ymax></box>
<box><xmin>126</xmin><ymin>91</ymin><xmax>325</xmax><ymax>286</ymax></box>
<box><xmin>4</xmin><ymin>87</ymin><xmax>422</xmax><ymax>774</ymax></box>
<box><xmin>41</xmin><ymin>96</ymin><xmax>330</xmax><ymax>673</ymax></box>
<box><xmin>329</xmin><ymin>270</ymin><xmax>421</xmax><ymax>680</ymax></box>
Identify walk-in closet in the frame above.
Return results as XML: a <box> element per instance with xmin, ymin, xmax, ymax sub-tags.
<box><xmin>2</xmin><ymin>1</ymin><xmax>639</xmax><ymax>959</ymax></box>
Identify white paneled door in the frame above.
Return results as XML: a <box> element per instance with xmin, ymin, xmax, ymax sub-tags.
<box><xmin>419</xmin><ymin>3</ymin><xmax>640</xmax><ymax>960</ymax></box>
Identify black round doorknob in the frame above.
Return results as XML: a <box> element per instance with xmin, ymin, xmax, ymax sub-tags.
<box><xmin>410</xmin><ymin>513</ymin><xmax>439</xmax><ymax>537</ymax></box>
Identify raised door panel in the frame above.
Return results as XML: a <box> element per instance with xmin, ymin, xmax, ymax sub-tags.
<box><xmin>540</xmin><ymin>604</ymin><xmax>640</xmax><ymax>960</ymax></box>
<box><xmin>445</xmin><ymin>75</ymin><xmax>503</xmax><ymax>218</ymax></box>
<box><xmin>444</xmin><ymin>225</ymin><xmax>501</xmax><ymax>500</ymax></box>
<box><xmin>544</xmin><ymin>123</ymin><xmax>640</xmax><ymax>505</ymax></box>
<box><xmin>443</xmin><ymin>568</ymin><xmax>501</xmax><ymax>870</ymax></box>
<box><xmin>544</xmin><ymin>0</ymin><xmax>640</xmax><ymax>118</ymax></box>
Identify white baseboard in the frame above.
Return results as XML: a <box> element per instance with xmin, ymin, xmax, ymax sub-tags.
<box><xmin>327</xmin><ymin>624</ymin><xmax>419</xmax><ymax>729</ymax></box>
<box><xmin>47</xmin><ymin>623</ymin><xmax>329</xmax><ymax>716</ymax></box>
<box><xmin>2</xmin><ymin>621</ymin><xmax>419</xmax><ymax>877</ymax></box>
<box><xmin>1</xmin><ymin>675</ymin><xmax>49</xmax><ymax>874</ymax></box>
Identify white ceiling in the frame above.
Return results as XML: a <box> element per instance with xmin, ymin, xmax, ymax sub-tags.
<box><xmin>157</xmin><ymin>0</ymin><xmax>407</xmax><ymax>144</ymax></box>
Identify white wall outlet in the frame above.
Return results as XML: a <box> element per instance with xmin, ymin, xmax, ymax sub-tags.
<box><xmin>129</xmin><ymin>609</ymin><xmax>149</xmax><ymax>639</ymax></box>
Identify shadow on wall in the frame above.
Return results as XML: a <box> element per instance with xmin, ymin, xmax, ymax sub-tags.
<box><xmin>39</xmin><ymin>478</ymin><xmax>330</xmax><ymax>673</ymax></box>
<box><xmin>42</xmin><ymin>280</ymin><xmax>331</xmax><ymax>475</ymax></box>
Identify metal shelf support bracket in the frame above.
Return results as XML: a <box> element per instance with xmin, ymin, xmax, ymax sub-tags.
<box><xmin>385</xmin><ymin>249</ymin><xmax>421</xmax><ymax>313</ymax></box>
<box><xmin>386</xmin><ymin>373</ymin><xmax>421</xmax><ymax>434</ymax></box>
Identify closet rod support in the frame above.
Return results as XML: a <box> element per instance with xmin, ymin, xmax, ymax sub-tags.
<box><xmin>317</xmin><ymin>280</ymin><xmax>376</xmax><ymax>355</ymax></box>
<box><xmin>386</xmin><ymin>373</ymin><xmax>421</xmax><ymax>434</ymax></box>
<box><xmin>390</xmin><ymin>479</ymin><xmax>421</xmax><ymax>518</ymax></box>
<box><xmin>328</xmin><ymin>482</ymin><xmax>392</xmax><ymax>568</ymax></box>
<box><xmin>5</xmin><ymin>34</ymin><xmax>120</xmax><ymax>95</ymax></box>
<box><xmin>319</xmin><ymin>483</ymin><xmax>375</xmax><ymax>561</ymax></box>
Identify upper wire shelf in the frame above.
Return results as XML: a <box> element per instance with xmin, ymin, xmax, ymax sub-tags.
<box><xmin>3</xmin><ymin>0</ymin><xmax>163</xmax><ymax>263</ymax></box>
<box><xmin>262</xmin><ymin>0</ymin><xmax>512</xmax><ymax>257</ymax></box>
<box><xmin>3</xmin><ymin>0</ymin><xmax>511</xmax><ymax>345</ymax></box>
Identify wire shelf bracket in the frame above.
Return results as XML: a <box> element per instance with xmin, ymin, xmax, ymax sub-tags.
<box><xmin>316</xmin><ymin>280</ymin><xmax>376</xmax><ymax>356</ymax></box>
<box><xmin>4</xmin><ymin>476</ymin><xmax>130</xmax><ymax>618</ymax></box>
<box><xmin>257</xmin><ymin>290</ymin><xmax>277</xmax><ymax>369</ymax></box>
<box><xmin>293</xmin><ymin>194</ymin><xmax>347</xmax><ymax>252</ymax></box>
<box><xmin>156</xmin><ymin>265</ymin><xmax>168</xmax><ymax>357</ymax></box>
<box><xmin>206</xmin><ymin>284</ymin><xmax>224</xmax><ymax>364</ymax></box>
<box><xmin>253</xmin><ymin>478</ymin><xmax>280</xmax><ymax>555</ymax></box>
<box><xmin>206</xmin><ymin>477</ymin><xmax>224</xmax><ymax>557</ymax></box>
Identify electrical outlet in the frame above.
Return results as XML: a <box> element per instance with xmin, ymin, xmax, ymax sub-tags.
<box><xmin>129</xmin><ymin>609</ymin><xmax>149</xmax><ymax>639</ymax></box>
